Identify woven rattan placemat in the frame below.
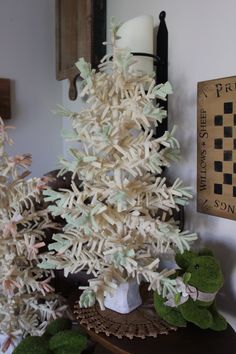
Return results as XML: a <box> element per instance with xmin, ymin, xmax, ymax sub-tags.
<box><xmin>74</xmin><ymin>296</ymin><xmax>175</xmax><ymax>339</ymax></box>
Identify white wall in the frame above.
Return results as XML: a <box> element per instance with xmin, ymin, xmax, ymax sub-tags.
<box><xmin>62</xmin><ymin>0</ymin><xmax>236</xmax><ymax>329</ymax></box>
<box><xmin>0</xmin><ymin>0</ymin><xmax>63</xmax><ymax>177</ymax></box>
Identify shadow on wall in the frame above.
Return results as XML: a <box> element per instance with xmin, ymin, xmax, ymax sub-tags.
<box><xmin>168</xmin><ymin>74</ymin><xmax>197</xmax><ymax>182</ymax></box>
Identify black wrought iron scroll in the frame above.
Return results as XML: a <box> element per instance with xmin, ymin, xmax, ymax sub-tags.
<box><xmin>155</xmin><ymin>11</ymin><xmax>168</xmax><ymax>138</ymax></box>
<box><xmin>131</xmin><ymin>11</ymin><xmax>168</xmax><ymax>138</ymax></box>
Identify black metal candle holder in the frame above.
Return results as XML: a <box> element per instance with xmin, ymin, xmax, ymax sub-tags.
<box><xmin>131</xmin><ymin>11</ymin><xmax>168</xmax><ymax>139</ymax></box>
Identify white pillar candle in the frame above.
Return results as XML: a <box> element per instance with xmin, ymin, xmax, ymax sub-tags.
<box><xmin>116</xmin><ymin>15</ymin><xmax>154</xmax><ymax>76</ymax></box>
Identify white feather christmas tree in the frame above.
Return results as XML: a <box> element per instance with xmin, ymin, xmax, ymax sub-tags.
<box><xmin>40</xmin><ymin>20</ymin><xmax>197</xmax><ymax>310</ymax></box>
<box><xmin>0</xmin><ymin>119</ymin><xmax>66</xmax><ymax>352</ymax></box>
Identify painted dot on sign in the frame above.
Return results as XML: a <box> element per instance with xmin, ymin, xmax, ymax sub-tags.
<box><xmin>233</xmin><ymin>186</ymin><xmax>236</xmax><ymax>197</ymax></box>
<box><xmin>234</xmin><ymin>163</ymin><xmax>236</xmax><ymax>174</ymax></box>
<box><xmin>215</xmin><ymin>139</ymin><xmax>223</xmax><ymax>149</ymax></box>
<box><xmin>215</xmin><ymin>115</ymin><xmax>223</xmax><ymax>126</ymax></box>
<box><xmin>224</xmin><ymin>102</ymin><xmax>233</xmax><ymax>114</ymax></box>
<box><xmin>214</xmin><ymin>161</ymin><xmax>223</xmax><ymax>172</ymax></box>
<box><xmin>224</xmin><ymin>150</ymin><xmax>232</xmax><ymax>161</ymax></box>
<box><xmin>224</xmin><ymin>173</ymin><xmax>233</xmax><ymax>185</ymax></box>
<box><xmin>214</xmin><ymin>184</ymin><xmax>222</xmax><ymax>194</ymax></box>
<box><xmin>224</xmin><ymin>126</ymin><xmax>233</xmax><ymax>138</ymax></box>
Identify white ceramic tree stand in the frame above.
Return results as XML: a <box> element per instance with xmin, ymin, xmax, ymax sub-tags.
<box><xmin>104</xmin><ymin>279</ymin><xmax>142</xmax><ymax>314</ymax></box>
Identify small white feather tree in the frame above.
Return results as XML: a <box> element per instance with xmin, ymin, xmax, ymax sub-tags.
<box><xmin>0</xmin><ymin>119</ymin><xmax>66</xmax><ymax>352</ymax></box>
<box><xmin>40</xmin><ymin>20</ymin><xmax>197</xmax><ymax>310</ymax></box>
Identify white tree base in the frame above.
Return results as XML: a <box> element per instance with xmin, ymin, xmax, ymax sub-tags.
<box><xmin>104</xmin><ymin>279</ymin><xmax>142</xmax><ymax>314</ymax></box>
<box><xmin>0</xmin><ymin>334</ymin><xmax>21</xmax><ymax>354</ymax></box>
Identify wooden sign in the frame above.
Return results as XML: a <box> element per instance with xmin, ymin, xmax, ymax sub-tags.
<box><xmin>0</xmin><ymin>78</ymin><xmax>11</xmax><ymax>119</ymax></box>
<box><xmin>56</xmin><ymin>0</ymin><xmax>106</xmax><ymax>100</ymax></box>
<box><xmin>197</xmin><ymin>75</ymin><xmax>236</xmax><ymax>220</ymax></box>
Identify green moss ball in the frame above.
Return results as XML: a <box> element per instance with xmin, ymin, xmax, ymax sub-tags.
<box><xmin>49</xmin><ymin>330</ymin><xmax>87</xmax><ymax>354</ymax></box>
<box><xmin>45</xmin><ymin>318</ymin><xmax>73</xmax><ymax>337</ymax></box>
<box><xmin>13</xmin><ymin>336</ymin><xmax>53</xmax><ymax>354</ymax></box>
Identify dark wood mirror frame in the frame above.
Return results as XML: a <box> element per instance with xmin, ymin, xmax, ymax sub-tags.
<box><xmin>0</xmin><ymin>78</ymin><xmax>11</xmax><ymax>120</ymax></box>
<box><xmin>56</xmin><ymin>0</ymin><xmax>106</xmax><ymax>101</ymax></box>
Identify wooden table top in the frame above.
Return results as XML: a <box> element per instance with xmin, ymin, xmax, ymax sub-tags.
<box><xmin>83</xmin><ymin>322</ymin><xmax>236</xmax><ymax>354</ymax></box>
<box><xmin>69</xmin><ymin>291</ymin><xmax>236</xmax><ymax>354</ymax></box>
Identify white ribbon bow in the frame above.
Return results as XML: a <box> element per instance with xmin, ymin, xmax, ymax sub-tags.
<box><xmin>164</xmin><ymin>277</ymin><xmax>217</xmax><ymax>307</ymax></box>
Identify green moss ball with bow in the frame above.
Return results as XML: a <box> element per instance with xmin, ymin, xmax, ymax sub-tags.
<box><xmin>154</xmin><ymin>249</ymin><xmax>227</xmax><ymax>331</ymax></box>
